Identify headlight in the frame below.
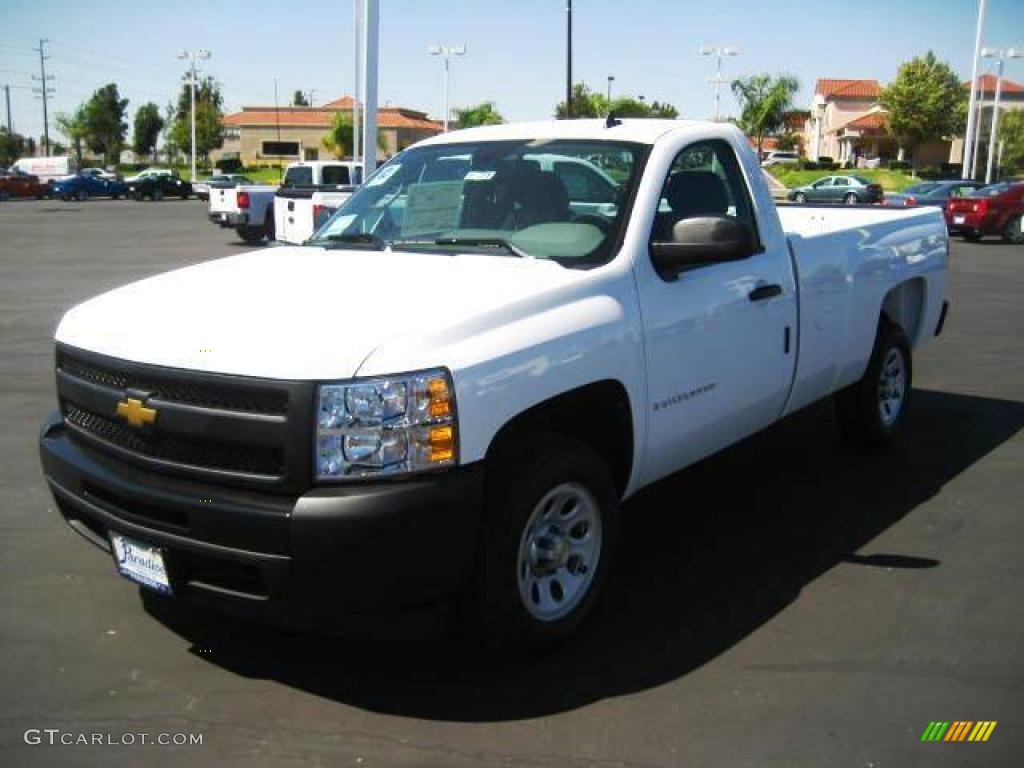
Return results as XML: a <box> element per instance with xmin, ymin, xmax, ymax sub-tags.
<box><xmin>315</xmin><ymin>368</ymin><xmax>457</xmax><ymax>481</ymax></box>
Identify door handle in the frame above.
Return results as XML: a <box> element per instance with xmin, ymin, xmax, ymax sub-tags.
<box><xmin>749</xmin><ymin>283</ymin><xmax>782</xmax><ymax>302</ymax></box>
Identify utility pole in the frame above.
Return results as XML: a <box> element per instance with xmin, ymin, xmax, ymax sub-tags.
<box><xmin>565</xmin><ymin>0</ymin><xmax>573</xmax><ymax>118</ymax></box>
<box><xmin>353</xmin><ymin>0</ymin><xmax>362</xmax><ymax>168</ymax></box>
<box><xmin>31</xmin><ymin>39</ymin><xmax>54</xmax><ymax>156</ymax></box>
<box><xmin>982</xmin><ymin>47</ymin><xmax>1022</xmax><ymax>184</ymax></box>
<box><xmin>607</xmin><ymin>75</ymin><xmax>615</xmax><ymax>103</ymax></box>
<box><xmin>362</xmin><ymin>0</ymin><xmax>379</xmax><ymax>175</ymax></box>
<box><xmin>428</xmin><ymin>45</ymin><xmax>467</xmax><ymax>132</ymax></box>
<box><xmin>3</xmin><ymin>84</ymin><xmax>11</xmax><ymax>133</ymax></box>
<box><xmin>962</xmin><ymin>0</ymin><xmax>987</xmax><ymax>179</ymax></box>
<box><xmin>700</xmin><ymin>44</ymin><xmax>739</xmax><ymax>121</ymax></box>
<box><xmin>177</xmin><ymin>48</ymin><xmax>211</xmax><ymax>182</ymax></box>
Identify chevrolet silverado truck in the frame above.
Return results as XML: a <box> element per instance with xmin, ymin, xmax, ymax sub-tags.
<box><xmin>208</xmin><ymin>182</ymin><xmax>277</xmax><ymax>243</ymax></box>
<box><xmin>273</xmin><ymin>161</ymin><xmax>362</xmax><ymax>244</ymax></box>
<box><xmin>39</xmin><ymin>120</ymin><xmax>949</xmax><ymax>650</ymax></box>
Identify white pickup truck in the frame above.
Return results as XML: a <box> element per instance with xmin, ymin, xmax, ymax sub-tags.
<box><xmin>273</xmin><ymin>161</ymin><xmax>362</xmax><ymax>244</ymax></box>
<box><xmin>207</xmin><ymin>181</ymin><xmax>278</xmax><ymax>243</ymax></box>
<box><xmin>40</xmin><ymin>120</ymin><xmax>949</xmax><ymax>650</ymax></box>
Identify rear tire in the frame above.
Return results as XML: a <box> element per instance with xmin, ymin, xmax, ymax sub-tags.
<box><xmin>1001</xmin><ymin>215</ymin><xmax>1024</xmax><ymax>244</ymax></box>
<box><xmin>264</xmin><ymin>210</ymin><xmax>276</xmax><ymax>241</ymax></box>
<box><xmin>835</xmin><ymin>320</ymin><xmax>912</xmax><ymax>451</ymax></box>
<box><xmin>76</xmin><ymin>188</ymin><xmax>88</xmax><ymax>202</ymax></box>
<box><xmin>962</xmin><ymin>231</ymin><xmax>982</xmax><ymax>243</ymax></box>
<box><xmin>153</xmin><ymin>188</ymin><xmax>164</xmax><ymax>202</ymax></box>
<box><xmin>238</xmin><ymin>225</ymin><xmax>266</xmax><ymax>243</ymax></box>
<box><xmin>0</xmin><ymin>190</ymin><xmax>9</xmax><ymax>202</ymax></box>
<box><xmin>477</xmin><ymin>434</ymin><xmax>619</xmax><ymax>653</ymax></box>
<box><xmin>843</xmin><ymin>192</ymin><xmax>858</xmax><ymax>205</ymax></box>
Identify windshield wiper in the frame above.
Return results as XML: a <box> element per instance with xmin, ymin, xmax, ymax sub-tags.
<box><xmin>432</xmin><ymin>237</ymin><xmax>532</xmax><ymax>259</ymax></box>
<box><xmin>308</xmin><ymin>233</ymin><xmax>388</xmax><ymax>250</ymax></box>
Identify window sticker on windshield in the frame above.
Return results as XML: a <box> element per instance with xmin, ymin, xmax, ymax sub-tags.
<box><xmin>365</xmin><ymin>164</ymin><xmax>401</xmax><ymax>187</ymax></box>
<box><xmin>464</xmin><ymin>170</ymin><xmax>496</xmax><ymax>181</ymax></box>
<box><xmin>401</xmin><ymin>181</ymin><xmax>464</xmax><ymax>237</ymax></box>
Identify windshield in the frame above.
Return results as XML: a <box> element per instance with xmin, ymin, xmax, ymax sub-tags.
<box><xmin>969</xmin><ymin>182</ymin><xmax>1015</xmax><ymax>198</ymax></box>
<box><xmin>308</xmin><ymin>139</ymin><xmax>645</xmax><ymax>268</ymax></box>
<box><xmin>903</xmin><ymin>183</ymin><xmax>939</xmax><ymax>196</ymax></box>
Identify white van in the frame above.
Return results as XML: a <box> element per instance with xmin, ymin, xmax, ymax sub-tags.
<box><xmin>12</xmin><ymin>156</ymin><xmax>77</xmax><ymax>183</ymax></box>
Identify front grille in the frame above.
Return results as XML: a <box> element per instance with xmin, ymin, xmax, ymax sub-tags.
<box><xmin>55</xmin><ymin>345</ymin><xmax>314</xmax><ymax>492</ymax></box>
<box><xmin>65</xmin><ymin>405</ymin><xmax>284</xmax><ymax>478</ymax></box>
<box><xmin>60</xmin><ymin>354</ymin><xmax>288</xmax><ymax>415</ymax></box>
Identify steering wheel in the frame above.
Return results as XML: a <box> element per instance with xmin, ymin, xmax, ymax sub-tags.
<box><xmin>571</xmin><ymin>213</ymin><xmax>612</xmax><ymax>234</ymax></box>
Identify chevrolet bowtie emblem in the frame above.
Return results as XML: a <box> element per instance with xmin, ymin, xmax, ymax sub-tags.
<box><xmin>116</xmin><ymin>397</ymin><xmax>157</xmax><ymax>428</ymax></box>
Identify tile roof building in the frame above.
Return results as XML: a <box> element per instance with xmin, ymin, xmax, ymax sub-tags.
<box><xmin>214</xmin><ymin>96</ymin><xmax>443</xmax><ymax>166</ymax></box>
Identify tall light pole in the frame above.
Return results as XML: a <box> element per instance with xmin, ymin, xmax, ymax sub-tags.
<box><xmin>607</xmin><ymin>75</ymin><xmax>615</xmax><ymax>103</ymax></box>
<box><xmin>982</xmin><ymin>47</ymin><xmax>1022</xmax><ymax>184</ymax></box>
<box><xmin>566</xmin><ymin>0</ymin><xmax>573</xmax><ymax>118</ymax></box>
<box><xmin>428</xmin><ymin>45</ymin><xmax>466</xmax><ymax>132</ymax></box>
<box><xmin>177</xmin><ymin>49</ymin><xmax>210</xmax><ymax>182</ymax></box>
<box><xmin>362</xmin><ymin>0</ymin><xmax>379</xmax><ymax>175</ymax></box>
<box><xmin>962</xmin><ymin>0</ymin><xmax>988</xmax><ymax>179</ymax></box>
<box><xmin>700</xmin><ymin>44</ymin><xmax>739</xmax><ymax>121</ymax></box>
<box><xmin>352</xmin><ymin>0</ymin><xmax>362</xmax><ymax>168</ymax></box>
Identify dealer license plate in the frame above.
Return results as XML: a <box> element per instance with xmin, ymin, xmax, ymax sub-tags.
<box><xmin>953</xmin><ymin>215</ymin><xmax>965</xmax><ymax>224</ymax></box>
<box><xmin>110</xmin><ymin>533</ymin><xmax>172</xmax><ymax>595</ymax></box>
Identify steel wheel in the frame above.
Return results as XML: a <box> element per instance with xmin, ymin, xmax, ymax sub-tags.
<box><xmin>844</xmin><ymin>193</ymin><xmax>858</xmax><ymax>204</ymax></box>
<box><xmin>517</xmin><ymin>482</ymin><xmax>602</xmax><ymax>622</ymax></box>
<box><xmin>794</xmin><ymin>192</ymin><xmax>807</xmax><ymax>204</ymax></box>
<box><xmin>877</xmin><ymin>347</ymin><xmax>906</xmax><ymax>427</ymax></box>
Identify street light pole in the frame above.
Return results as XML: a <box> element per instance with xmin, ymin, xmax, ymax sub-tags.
<box><xmin>177</xmin><ymin>49</ymin><xmax>210</xmax><ymax>182</ymax></box>
<box><xmin>566</xmin><ymin>0</ymin><xmax>573</xmax><ymax>118</ymax></box>
<box><xmin>428</xmin><ymin>45</ymin><xmax>467</xmax><ymax>132</ymax></box>
<box><xmin>607</xmin><ymin>75</ymin><xmax>615</xmax><ymax>103</ymax></box>
<box><xmin>962</xmin><ymin>0</ymin><xmax>988</xmax><ymax>179</ymax></box>
<box><xmin>362</xmin><ymin>0</ymin><xmax>379</xmax><ymax>175</ymax></box>
<box><xmin>982</xmin><ymin>47</ymin><xmax>1022</xmax><ymax>184</ymax></box>
<box><xmin>700</xmin><ymin>44</ymin><xmax>739</xmax><ymax>121</ymax></box>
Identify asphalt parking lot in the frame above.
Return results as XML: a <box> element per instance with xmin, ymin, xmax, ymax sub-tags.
<box><xmin>1</xmin><ymin>197</ymin><xmax>1022</xmax><ymax>767</ymax></box>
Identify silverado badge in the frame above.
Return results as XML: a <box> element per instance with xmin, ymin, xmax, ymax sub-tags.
<box><xmin>116</xmin><ymin>397</ymin><xmax>157</xmax><ymax>428</ymax></box>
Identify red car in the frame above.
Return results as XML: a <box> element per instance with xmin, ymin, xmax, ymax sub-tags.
<box><xmin>945</xmin><ymin>181</ymin><xmax>1024</xmax><ymax>244</ymax></box>
<box><xmin>0</xmin><ymin>170</ymin><xmax>49</xmax><ymax>201</ymax></box>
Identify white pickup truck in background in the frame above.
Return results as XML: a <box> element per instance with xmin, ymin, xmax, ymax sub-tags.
<box><xmin>40</xmin><ymin>119</ymin><xmax>949</xmax><ymax>651</ymax></box>
<box><xmin>273</xmin><ymin>161</ymin><xmax>362</xmax><ymax>244</ymax></box>
<box><xmin>208</xmin><ymin>181</ymin><xmax>278</xmax><ymax>243</ymax></box>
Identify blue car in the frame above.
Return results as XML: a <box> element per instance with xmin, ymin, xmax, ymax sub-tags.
<box><xmin>51</xmin><ymin>170</ymin><xmax>129</xmax><ymax>201</ymax></box>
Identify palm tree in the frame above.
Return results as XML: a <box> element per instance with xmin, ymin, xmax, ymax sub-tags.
<box><xmin>55</xmin><ymin>106</ymin><xmax>89</xmax><ymax>165</ymax></box>
<box><xmin>321</xmin><ymin>112</ymin><xmax>387</xmax><ymax>160</ymax></box>
<box><xmin>730</xmin><ymin>74</ymin><xmax>800</xmax><ymax>156</ymax></box>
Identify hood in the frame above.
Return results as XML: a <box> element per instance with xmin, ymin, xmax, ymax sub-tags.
<box><xmin>56</xmin><ymin>246</ymin><xmax>584</xmax><ymax>380</ymax></box>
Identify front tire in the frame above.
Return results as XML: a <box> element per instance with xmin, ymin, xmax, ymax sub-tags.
<box><xmin>1001</xmin><ymin>215</ymin><xmax>1024</xmax><ymax>244</ymax></box>
<box><xmin>238</xmin><ymin>225</ymin><xmax>266</xmax><ymax>243</ymax></box>
<box><xmin>843</xmin><ymin>192</ymin><xmax>858</xmax><ymax>205</ymax></box>
<box><xmin>477</xmin><ymin>435</ymin><xmax>619</xmax><ymax>653</ymax></box>
<box><xmin>835</xmin><ymin>320</ymin><xmax>912</xmax><ymax>451</ymax></box>
<box><xmin>794</xmin><ymin>192</ymin><xmax>807</xmax><ymax>204</ymax></box>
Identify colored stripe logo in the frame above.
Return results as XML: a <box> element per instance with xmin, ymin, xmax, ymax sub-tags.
<box><xmin>920</xmin><ymin>721</ymin><xmax>997</xmax><ymax>742</ymax></box>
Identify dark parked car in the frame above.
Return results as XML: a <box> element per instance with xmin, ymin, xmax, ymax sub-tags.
<box><xmin>945</xmin><ymin>181</ymin><xmax>1024</xmax><ymax>243</ymax></box>
<box><xmin>787</xmin><ymin>175</ymin><xmax>884</xmax><ymax>204</ymax></box>
<box><xmin>128</xmin><ymin>173</ymin><xmax>193</xmax><ymax>201</ymax></box>
<box><xmin>51</xmin><ymin>171</ymin><xmax>129</xmax><ymax>201</ymax></box>
<box><xmin>884</xmin><ymin>179</ymin><xmax>985</xmax><ymax>212</ymax></box>
<box><xmin>0</xmin><ymin>170</ymin><xmax>48</xmax><ymax>200</ymax></box>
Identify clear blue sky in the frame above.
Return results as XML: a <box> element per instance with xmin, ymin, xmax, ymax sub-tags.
<box><xmin>1</xmin><ymin>0</ymin><xmax>1021</xmax><ymax>144</ymax></box>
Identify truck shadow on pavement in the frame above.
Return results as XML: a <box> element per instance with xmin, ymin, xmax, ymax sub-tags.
<box><xmin>143</xmin><ymin>388</ymin><xmax>1024</xmax><ymax>721</ymax></box>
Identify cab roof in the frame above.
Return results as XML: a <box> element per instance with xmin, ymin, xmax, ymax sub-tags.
<box><xmin>414</xmin><ymin>119</ymin><xmax>720</xmax><ymax>147</ymax></box>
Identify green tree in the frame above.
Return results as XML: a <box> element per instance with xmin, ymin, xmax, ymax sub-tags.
<box><xmin>170</xmin><ymin>75</ymin><xmax>225</xmax><ymax>163</ymax></box>
<box><xmin>997</xmin><ymin>108</ymin><xmax>1024</xmax><ymax>172</ymax></box>
<box><xmin>83</xmin><ymin>83</ymin><xmax>129</xmax><ymax>165</ymax></box>
<box><xmin>730</xmin><ymin>74</ymin><xmax>800</xmax><ymax>156</ymax></box>
<box><xmin>555</xmin><ymin>83</ymin><xmax>608</xmax><ymax>118</ymax></box>
<box><xmin>292</xmin><ymin>90</ymin><xmax>309</xmax><ymax>106</ymax></box>
<box><xmin>0</xmin><ymin>128</ymin><xmax>28</xmax><ymax>165</ymax></box>
<box><xmin>56</xmin><ymin>106</ymin><xmax>89</xmax><ymax>166</ymax></box>
<box><xmin>132</xmin><ymin>102</ymin><xmax>165</xmax><ymax>161</ymax></box>
<box><xmin>321</xmin><ymin>112</ymin><xmax>386</xmax><ymax>159</ymax></box>
<box><xmin>453</xmin><ymin>101</ymin><xmax>505</xmax><ymax>128</ymax></box>
<box><xmin>880</xmin><ymin>51</ymin><xmax>966</xmax><ymax>160</ymax></box>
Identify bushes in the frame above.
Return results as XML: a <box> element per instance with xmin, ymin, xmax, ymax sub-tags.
<box><xmin>887</xmin><ymin>160</ymin><xmax>911</xmax><ymax>170</ymax></box>
<box><xmin>799</xmin><ymin>160</ymin><xmax>838</xmax><ymax>171</ymax></box>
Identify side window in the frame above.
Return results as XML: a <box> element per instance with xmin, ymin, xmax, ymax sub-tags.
<box><xmin>651</xmin><ymin>139</ymin><xmax>758</xmax><ymax>244</ymax></box>
<box><xmin>321</xmin><ymin>165</ymin><xmax>351</xmax><ymax>185</ymax></box>
<box><xmin>812</xmin><ymin>178</ymin><xmax>831</xmax><ymax>189</ymax></box>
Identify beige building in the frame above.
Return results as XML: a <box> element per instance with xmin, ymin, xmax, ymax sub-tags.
<box><xmin>214</xmin><ymin>96</ymin><xmax>442</xmax><ymax>166</ymax></box>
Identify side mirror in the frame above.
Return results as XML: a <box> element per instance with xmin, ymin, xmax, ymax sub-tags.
<box><xmin>651</xmin><ymin>216</ymin><xmax>757</xmax><ymax>277</ymax></box>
